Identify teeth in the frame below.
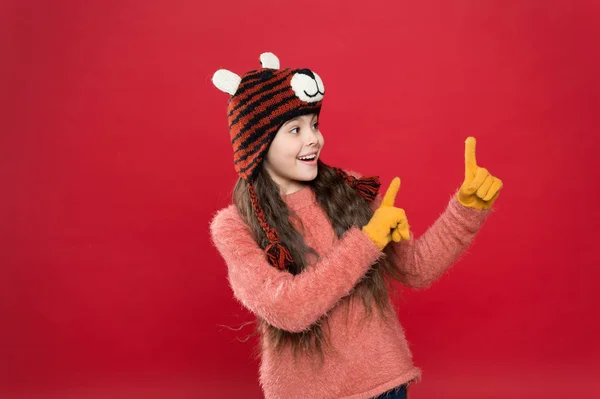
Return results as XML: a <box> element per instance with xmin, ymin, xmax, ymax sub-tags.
<box><xmin>299</xmin><ymin>154</ymin><xmax>316</xmax><ymax>160</ymax></box>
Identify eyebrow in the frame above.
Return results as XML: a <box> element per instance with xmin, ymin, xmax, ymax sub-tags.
<box><xmin>283</xmin><ymin>115</ymin><xmax>318</xmax><ymax>127</ymax></box>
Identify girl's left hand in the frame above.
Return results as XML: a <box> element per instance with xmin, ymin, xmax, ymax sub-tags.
<box><xmin>457</xmin><ymin>136</ymin><xmax>503</xmax><ymax>210</ymax></box>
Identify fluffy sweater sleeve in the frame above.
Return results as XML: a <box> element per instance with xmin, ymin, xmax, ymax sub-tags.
<box><xmin>209</xmin><ymin>205</ymin><xmax>384</xmax><ymax>333</ymax></box>
<box><xmin>345</xmin><ymin>169</ymin><xmax>492</xmax><ymax>290</ymax></box>
<box><xmin>371</xmin><ymin>191</ymin><xmax>492</xmax><ymax>289</ymax></box>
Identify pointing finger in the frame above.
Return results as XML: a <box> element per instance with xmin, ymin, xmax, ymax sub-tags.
<box><xmin>382</xmin><ymin>177</ymin><xmax>401</xmax><ymax>207</ymax></box>
<box><xmin>464</xmin><ymin>136</ymin><xmax>478</xmax><ymax>180</ymax></box>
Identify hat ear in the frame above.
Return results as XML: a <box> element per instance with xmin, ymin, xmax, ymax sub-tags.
<box><xmin>212</xmin><ymin>69</ymin><xmax>241</xmax><ymax>95</ymax></box>
<box><xmin>260</xmin><ymin>52</ymin><xmax>280</xmax><ymax>69</ymax></box>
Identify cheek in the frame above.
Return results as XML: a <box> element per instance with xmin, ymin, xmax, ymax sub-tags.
<box><xmin>267</xmin><ymin>136</ymin><xmax>297</xmax><ymax>165</ymax></box>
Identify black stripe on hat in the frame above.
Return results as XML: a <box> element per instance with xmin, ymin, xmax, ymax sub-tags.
<box><xmin>234</xmin><ymin>68</ymin><xmax>291</xmax><ymax>100</ymax></box>
<box><xmin>238</xmin><ymin>68</ymin><xmax>276</xmax><ymax>84</ymax></box>
<box><xmin>228</xmin><ymin>69</ymin><xmax>295</xmax><ymax>118</ymax></box>
<box><xmin>232</xmin><ymin>73</ymin><xmax>267</xmax><ymax>96</ymax></box>
<box><xmin>231</xmin><ymin>94</ymin><xmax>299</xmax><ymax>150</ymax></box>
<box><xmin>234</xmin><ymin>126</ymin><xmax>277</xmax><ymax>167</ymax></box>
<box><xmin>229</xmin><ymin>85</ymin><xmax>293</xmax><ymax>131</ymax></box>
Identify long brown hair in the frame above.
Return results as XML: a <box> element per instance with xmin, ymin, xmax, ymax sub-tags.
<box><xmin>231</xmin><ymin>159</ymin><xmax>410</xmax><ymax>366</ymax></box>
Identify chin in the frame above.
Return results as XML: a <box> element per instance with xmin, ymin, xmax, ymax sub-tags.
<box><xmin>302</xmin><ymin>170</ymin><xmax>319</xmax><ymax>181</ymax></box>
<box><xmin>291</xmin><ymin>170</ymin><xmax>318</xmax><ymax>182</ymax></box>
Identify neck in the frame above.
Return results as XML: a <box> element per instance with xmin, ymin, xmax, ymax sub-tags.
<box><xmin>281</xmin><ymin>182</ymin><xmax>309</xmax><ymax>195</ymax></box>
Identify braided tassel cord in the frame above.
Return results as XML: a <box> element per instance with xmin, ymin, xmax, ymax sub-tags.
<box><xmin>333</xmin><ymin>168</ymin><xmax>381</xmax><ymax>202</ymax></box>
<box><xmin>248</xmin><ymin>184</ymin><xmax>294</xmax><ymax>270</ymax></box>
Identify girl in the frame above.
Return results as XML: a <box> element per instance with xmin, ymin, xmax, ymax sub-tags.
<box><xmin>209</xmin><ymin>52</ymin><xmax>503</xmax><ymax>399</ymax></box>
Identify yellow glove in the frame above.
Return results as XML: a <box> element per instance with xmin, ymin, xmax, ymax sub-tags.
<box><xmin>457</xmin><ymin>136</ymin><xmax>503</xmax><ymax>210</ymax></box>
<box><xmin>362</xmin><ymin>177</ymin><xmax>410</xmax><ymax>251</ymax></box>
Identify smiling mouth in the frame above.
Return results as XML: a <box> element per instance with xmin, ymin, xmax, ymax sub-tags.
<box><xmin>297</xmin><ymin>153</ymin><xmax>318</xmax><ymax>162</ymax></box>
<box><xmin>303</xmin><ymin>89</ymin><xmax>325</xmax><ymax>98</ymax></box>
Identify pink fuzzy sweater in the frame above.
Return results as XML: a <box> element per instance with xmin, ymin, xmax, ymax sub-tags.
<box><xmin>209</xmin><ymin>174</ymin><xmax>492</xmax><ymax>399</ymax></box>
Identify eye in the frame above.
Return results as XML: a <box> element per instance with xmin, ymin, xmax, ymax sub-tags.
<box><xmin>289</xmin><ymin>127</ymin><xmax>299</xmax><ymax>134</ymax></box>
<box><xmin>312</xmin><ymin>121</ymin><xmax>319</xmax><ymax>130</ymax></box>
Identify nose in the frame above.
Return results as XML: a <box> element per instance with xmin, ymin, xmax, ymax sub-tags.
<box><xmin>306</xmin><ymin>128</ymin><xmax>319</xmax><ymax>146</ymax></box>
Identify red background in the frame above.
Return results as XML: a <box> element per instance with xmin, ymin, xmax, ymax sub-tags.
<box><xmin>2</xmin><ymin>0</ymin><xmax>599</xmax><ymax>398</ymax></box>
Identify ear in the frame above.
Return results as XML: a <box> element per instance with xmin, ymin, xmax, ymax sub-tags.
<box><xmin>212</xmin><ymin>69</ymin><xmax>241</xmax><ymax>95</ymax></box>
<box><xmin>260</xmin><ymin>52</ymin><xmax>280</xmax><ymax>69</ymax></box>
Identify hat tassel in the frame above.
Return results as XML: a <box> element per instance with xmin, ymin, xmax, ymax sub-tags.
<box><xmin>333</xmin><ymin>168</ymin><xmax>381</xmax><ymax>202</ymax></box>
<box><xmin>248</xmin><ymin>184</ymin><xmax>294</xmax><ymax>271</ymax></box>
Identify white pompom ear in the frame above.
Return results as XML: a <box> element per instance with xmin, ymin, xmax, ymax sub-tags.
<box><xmin>212</xmin><ymin>69</ymin><xmax>241</xmax><ymax>95</ymax></box>
<box><xmin>260</xmin><ymin>52</ymin><xmax>280</xmax><ymax>69</ymax></box>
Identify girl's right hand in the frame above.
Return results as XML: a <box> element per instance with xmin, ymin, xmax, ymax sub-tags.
<box><xmin>361</xmin><ymin>177</ymin><xmax>410</xmax><ymax>251</ymax></box>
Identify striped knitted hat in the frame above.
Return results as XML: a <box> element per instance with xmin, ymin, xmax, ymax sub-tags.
<box><xmin>212</xmin><ymin>52</ymin><xmax>380</xmax><ymax>271</ymax></box>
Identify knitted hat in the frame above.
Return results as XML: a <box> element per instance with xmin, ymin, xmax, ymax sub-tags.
<box><xmin>212</xmin><ymin>52</ymin><xmax>380</xmax><ymax>270</ymax></box>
